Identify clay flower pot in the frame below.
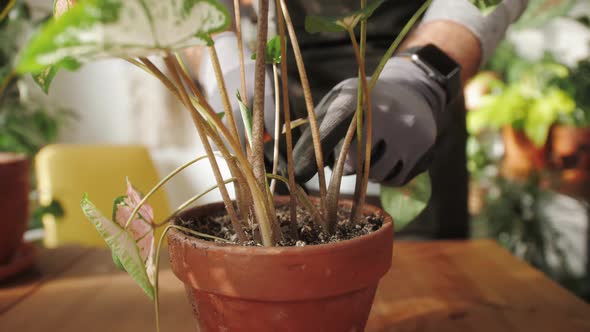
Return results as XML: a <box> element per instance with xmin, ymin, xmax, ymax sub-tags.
<box><xmin>168</xmin><ymin>196</ymin><xmax>394</xmax><ymax>332</ymax></box>
<box><xmin>551</xmin><ymin>125</ymin><xmax>590</xmax><ymax>196</ymax></box>
<box><xmin>0</xmin><ymin>153</ymin><xmax>29</xmax><ymax>264</ymax></box>
<box><xmin>501</xmin><ymin>126</ymin><xmax>547</xmax><ymax>180</ymax></box>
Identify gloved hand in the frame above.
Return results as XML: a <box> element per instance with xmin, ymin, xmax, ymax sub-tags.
<box><xmin>198</xmin><ymin>32</ymin><xmax>275</xmax><ymax>143</ymax></box>
<box><xmin>292</xmin><ymin>57</ymin><xmax>446</xmax><ymax>186</ymax></box>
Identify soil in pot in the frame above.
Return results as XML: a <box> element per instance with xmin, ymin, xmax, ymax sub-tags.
<box><xmin>0</xmin><ymin>153</ymin><xmax>29</xmax><ymax>265</ymax></box>
<box><xmin>176</xmin><ymin>203</ymin><xmax>384</xmax><ymax>246</ymax></box>
<box><xmin>168</xmin><ymin>197</ymin><xmax>394</xmax><ymax>332</ymax></box>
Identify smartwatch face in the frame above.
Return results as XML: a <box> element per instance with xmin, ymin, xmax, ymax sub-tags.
<box><xmin>416</xmin><ymin>44</ymin><xmax>460</xmax><ymax>79</ymax></box>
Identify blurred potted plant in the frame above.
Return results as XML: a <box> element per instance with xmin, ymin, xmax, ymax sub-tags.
<box><xmin>0</xmin><ymin>1</ymin><xmax>67</xmax><ymax>272</ymax></box>
<box><xmin>14</xmin><ymin>0</ymin><xmax>495</xmax><ymax>330</ymax></box>
<box><xmin>551</xmin><ymin>58</ymin><xmax>590</xmax><ymax>195</ymax></box>
<box><xmin>468</xmin><ymin>57</ymin><xmax>575</xmax><ymax>180</ymax></box>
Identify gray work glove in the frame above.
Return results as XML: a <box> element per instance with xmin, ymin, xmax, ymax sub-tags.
<box><xmin>292</xmin><ymin>57</ymin><xmax>446</xmax><ymax>186</ymax></box>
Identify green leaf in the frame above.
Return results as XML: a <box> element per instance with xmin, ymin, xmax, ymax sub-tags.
<box><xmin>380</xmin><ymin>172</ymin><xmax>431</xmax><ymax>230</ymax></box>
<box><xmin>282</xmin><ymin>118</ymin><xmax>308</xmax><ymax>134</ymax></box>
<box><xmin>32</xmin><ymin>66</ymin><xmax>58</xmax><ymax>94</ymax></box>
<box><xmin>236</xmin><ymin>91</ymin><xmax>253</xmax><ymax>148</ymax></box>
<box><xmin>17</xmin><ymin>0</ymin><xmax>230</xmax><ymax>74</ymax></box>
<box><xmin>469</xmin><ymin>0</ymin><xmax>502</xmax><ymax>14</ymax></box>
<box><xmin>112</xmin><ymin>251</ymin><xmax>126</xmax><ymax>271</ymax></box>
<box><xmin>251</xmin><ymin>35</ymin><xmax>282</xmax><ymax>65</ymax></box>
<box><xmin>305</xmin><ymin>0</ymin><xmax>385</xmax><ymax>33</ymax></box>
<box><xmin>81</xmin><ymin>193</ymin><xmax>154</xmax><ymax>300</ymax></box>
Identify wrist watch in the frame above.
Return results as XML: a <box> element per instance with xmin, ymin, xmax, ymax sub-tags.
<box><xmin>399</xmin><ymin>44</ymin><xmax>462</xmax><ymax>105</ymax></box>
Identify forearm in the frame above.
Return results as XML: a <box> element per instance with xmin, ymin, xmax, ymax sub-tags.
<box><xmin>400</xmin><ymin>0</ymin><xmax>528</xmax><ymax>86</ymax></box>
<box><xmin>400</xmin><ymin>21</ymin><xmax>482</xmax><ymax>85</ymax></box>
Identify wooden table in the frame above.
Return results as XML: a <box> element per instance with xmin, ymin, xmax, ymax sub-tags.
<box><xmin>1</xmin><ymin>240</ymin><xmax>589</xmax><ymax>332</ymax></box>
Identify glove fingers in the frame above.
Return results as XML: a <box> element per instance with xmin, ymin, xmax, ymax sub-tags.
<box><xmin>293</xmin><ymin>79</ymin><xmax>358</xmax><ymax>183</ymax></box>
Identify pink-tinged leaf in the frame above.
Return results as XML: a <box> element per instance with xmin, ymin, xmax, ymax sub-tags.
<box><xmin>81</xmin><ymin>194</ymin><xmax>154</xmax><ymax>300</ymax></box>
<box><xmin>113</xmin><ymin>178</ymin><xmax>154</xmax><ymax>261</ymax></box>
<box><xmin>125</xmin><ymin>178</ymin><xmax>154</xmax><ymax>224</ymax></box>
<box><xmin>53</xmin><ymin>0</ymin><xmax>75</xmax><ymax>17</ymax></box>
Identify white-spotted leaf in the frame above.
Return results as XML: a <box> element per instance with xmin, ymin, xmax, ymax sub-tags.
<box><xmin>17</xmin><ymin>0</ymin><xmax>230</xmax><ymax>74</ymax></box>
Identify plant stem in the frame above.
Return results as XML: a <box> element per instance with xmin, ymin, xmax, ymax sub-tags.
<box><xmin>155</xmin><ymin>178</ymin><xmax>236</xmax><ymax>227</ymax></box>
<box><xmin>326</xmin><ymin>114</ymin><xmax>358</xmax><ymax>231</ymax></box>
<box><xmin>369</xmin><ymin>0</ymin><xmax>431</xmax><ymax>91</ymax></box>
<box><xmin>172</xmin><ymin>56</ymin><xmax>277</xmax><ymax>246</ymax></box>
<box><xmin>351</xmin><ymin>0</ymin><xmax>368</xmax><ymax>225</ymax></box>
<box><xmin>200</xmin><ymin>120</ymin><xmax>254</xmax><ymax>230</ymax></box>
<box><xmin>123</xmin><ymin>154</ymin><xmax>211</xmax><ymax>229</ymax></box>
<box><xmin>269</xmin><ymin>64</ymin><xmax>281</xmax><ymax>195</ymax></box>
<box><xmin>347</xmin><ymin>29</ymin><xmax>372</xmax><ymax>223</ymax></box>
<box><xmin>360</xmin><ymin>0</ymin><xmax>367</xmax><ymax>59</ymax></box>
<box><xmin>279</xmin><ymin>0</ymin><xmax>328</xmax><ymax>216</ymax></box>
<box><xmin>208</xmin><ymin>45</ymin><xmax>243</xmax><ymax>148</ymax></box>
<box><xmin>0</xmin><ymin>71</ymin><xmax>16</xmax><ymax>99</ymax></box>
<box><xmin>251</xmin><ymin>0</ymin><xmax>270</xmax><ymax>196</ymax></box>
<box><xmin>267</xmin><ymin>174</ymin><xmax>325</xmax><ymax>230</ymax></box>
<box><xmin>164</xmin><ymin>55</ymin><xmax>247</xmax><ymax>243</ymax></box>
<box><xmin>233</xmin><ymin>0</ymin><xmax>248</xmax><ymax>105</ymax></box>
<box><xmin>172</xmin><ymin>54</ymin><xmax>243</xmax><ymax>156</ymax></box>
<box><xmin>275</xmin><ymin>0</ymin><xmax>298</xmax><ymax>237</ymax></box>
<box><xmin>138</xmin><ymin>57</ymin><xmax>182</xmax><ymax>101</ymax></box>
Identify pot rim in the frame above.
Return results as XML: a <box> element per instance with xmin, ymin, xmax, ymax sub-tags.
<box><xmin>0</xmin><ymin>152</ymin><xmax>27</xmax><ymax>165</ymax></box>
<box><xmin>169</xmin><ymin>197</ymin><xmax>393</xmax><ymax>255</ymax></box>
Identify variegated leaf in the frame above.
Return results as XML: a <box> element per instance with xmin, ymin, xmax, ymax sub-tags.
<box><xmin>17</xmin><ymin>0</ymin><xmax>230</xmax><ymax>74</ymax></box>
<box><xmin>113</xmin><ymin>178</ymin><xmax>154</xmax><ymax>261</ymax></box>
<box><xmin>81</xmin><ymin>194</ymin><xmax>155</xmax><ymax>300</ymax></box>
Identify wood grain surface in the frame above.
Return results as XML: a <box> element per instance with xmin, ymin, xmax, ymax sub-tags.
<box><xmin>1</xmin><ymin>240</ymin><xmax>589</xmax><ymax>332</ymax></box>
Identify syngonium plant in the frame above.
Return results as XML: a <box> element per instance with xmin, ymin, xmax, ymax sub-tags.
<box><xmin>13</xmin><ymin>0</ymin><xmax>498</xmax><ymax>329</ymax></box>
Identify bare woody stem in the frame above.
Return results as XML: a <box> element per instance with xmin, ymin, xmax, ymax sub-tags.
<box><xmin>208</xmin><ymin>45</ymin><xmax>243</xmax><ymax>147</ymax></box>
<box><xmin>351</xmin><ymin>0</ymin><xmax>368</xmax><ymax>224</ymax></box>
<box><xmin>279</xmin><ymin>0</ymin><xmax>328</xmax><ymax>216</ymax></box>
<box><xmin>347</xmin><ymin>29</ymin><xmax>372</xmax><ymax>223</ymax></box>
<box><xmin>325</xmin><ymin>113</ymin><xmax>357</xmax><ymax>231</ymax></box>
<box><xmin>275</xmin><ymin>0</ymin><xmax>298</xmax><ymax>235</ymax></box>
<box><xmin>131</xmin><ymin>56</ymin><xmax>276</xmax><ymax>245</ymax></box>
<box><xmin>233</xmin><ymin>0</ymin><xmax>248</xmax><ymax>105</ymax></box>
<box><xmin>164</xmin><ymin>55</ymin><xmax>247</xmax><ymax>243</ymax></box>
<box><xmin>251</xmin><ymin>0</ymin><xmax>270</xmax><ymax>196</ymax></box>
<box><xmin>269</xmin><ymin>64</ymin><xmax>280</xmax><ymax>195</ymax></box>
<box><xmin>173</xmin><ymin>57</ymin><xmax>277</xmax><ymax>247</ymax></box>
<box><xmin>138</xmin><ymin>57</ymin><xmax>182</xmax><ymax>101</ymax></box>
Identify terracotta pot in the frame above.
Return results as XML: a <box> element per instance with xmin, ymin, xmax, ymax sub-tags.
<box><xmin>0</xmin><ymin>153</ymin><xmax>29</xmax><ymax>264</ymax></box>
<box><xmin>168</xmin><ymin>196</ymin><xmax>394</xmax><ymax>332</ymax></box>
<box><xmin>550</xmin><ymin>125</ymin><xmax>590</xmax><ymax>196</ymax></box>
<box><xmin>501</xmin><ymin>126</ymin><xmax>547</xmax><ymax>180</ymax></box>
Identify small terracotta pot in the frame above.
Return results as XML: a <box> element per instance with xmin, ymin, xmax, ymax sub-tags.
<box><xmin>550</xmin><ymin>125</ymin><xmax>590</xmax><ymax>196</ymax></box>
<box><xmin>168</xmin><ymin>196</ymin><xmax>394</xmax><ymax>332</ymax></box>
<box><xmin>0</xmin><ymin>153</ymin><xmax>29</xmax><ymax>264</ymax></box>
<box><xmin>501</xmin><ymin>126</ymin><xmax>547</xmax><ymax>180</ymax></box>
